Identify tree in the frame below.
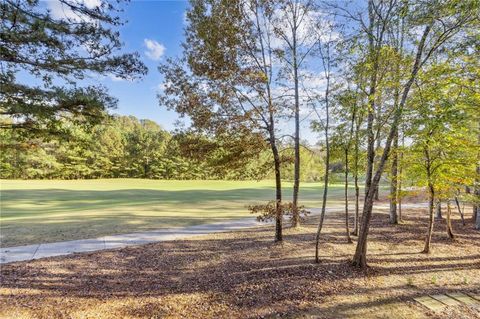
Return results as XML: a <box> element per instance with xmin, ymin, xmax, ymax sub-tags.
<box><xmin>159</xmin><ymin>0</ymin><xmax>288</xmax><ymax>241</ymax></box>
<box><xmin>404</xmin><ymin>60</ymin><xmax>477</xmax><ymax>253</ymax></box>
<box><xmin>0</xmin><ymin>0</ymin><xmax>147</xmax><ymax>137</ymax></box>
<box><xmin>330</xmin><ymin>89</ymin><xmax>359</xmax><ymax>242</ymax></box>
<box><xmin>274</xmin><ymin>0</ymin><xmax>316</xmax><ymax>228</ymax></box>
<box><xmin>351</xmin><ymin>0</ymin><xmax>479</xmax><ymax>268</ymax></box>
<box><xmin>313</xmin><ymin>18</ymin><xmax>337</xmax><ymax>262</ymax></box>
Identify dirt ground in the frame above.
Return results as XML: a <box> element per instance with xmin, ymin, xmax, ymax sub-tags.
<box><xmin>1</xmin><ymin>203</ymin><xmax>479</xmax><ymax>319</ymax></box>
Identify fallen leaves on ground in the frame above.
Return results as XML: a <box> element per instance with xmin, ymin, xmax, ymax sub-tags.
<box><xmin>1</xmin><ymin>203</ymin><xmax>479</xmax><ymax>319</ymax></box>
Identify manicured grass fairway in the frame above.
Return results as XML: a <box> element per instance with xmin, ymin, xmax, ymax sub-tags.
<box><xmin>0</xmin><ymin>179</ymin><xmax>348</xmax><ymax>247</ymax></box>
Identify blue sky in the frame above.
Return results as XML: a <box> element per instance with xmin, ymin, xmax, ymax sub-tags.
<box><xmin>35</xmin><ymin>0</ymin><xmax>189</xmax><ymax>131</ymax></box>
<box><xmin>107</xmin><ymin>0</ymin><xmax>188</xmax><ymax>131</ymax></box>
<box><xmin>39</xmin><ymin>0</ymin><xmax>322</xmax><ymax>143</ymax></box>
<box><xmin>109</xmin><ymin>0</ymin><xmax>320</xmax><ymax>142</ymax></box>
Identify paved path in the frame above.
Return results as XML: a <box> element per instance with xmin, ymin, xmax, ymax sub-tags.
<box><xmin>0</xmin><ymin>203</ymin><xmax>427</xmax><ymax>264</ymax></box>
<box><xmin>414</xmin><ymin>293</ymin><xmax>480</xmax><ymax>312</ymax></box>
<box><xmin>0</xmin><ymin>217</ymin><xmax>267</xmax><ymax>264</ymax></box>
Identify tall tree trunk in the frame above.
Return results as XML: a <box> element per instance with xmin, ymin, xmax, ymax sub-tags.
<box><xmin>345</xmin><ymin>147</ymin><xmax>353</xmax><ymax>243</ymax></box>
<box><xmin>435</xmin><ymin>200</ymin><xmax>442</xmax><ymax>219</ymax></box>
<box><xmin>374</xmin><ymin>131</ymin><xmax>381</xmax><ymax>201</ymax></box>
<box><xmin>353</xmin><ymin>25</ymin><xmax>432</xmax><ymax>268</ymax></box>
<box><xmin>397</xmin><ymin>129</ymin><xmax>404</xmax><ymax>223</ymax></box>
<box><xmin>393</xmin><ymin>14</ymin><xmax>405</xmax><ymax>224</ymax></box>
<box><xmin>291</xmin><ymin>13</ymin><xmax>301</xmax><ymax>229</ymax></box>
<box><xmin>364</xmin><ymin>0</ymin><xmax>377</xmax><ymax>202</ymax></box>
<box><xmin>475</xmin><ymin>128</ymin><xmax>480</xmax><ymax>230</ymax></box>
<box><xmin>476</xmin><ymin>207</ymin><xmax>480</xmax><ymax>230</ymax></box>
<box><xmin>423</xmin><ymin>182</ymin><xmax>435</xmax><ymax>253</ymax></box>
<box><xmin>271</xmin><ymin>138</ymin><xmax>283</xmax><ymax>242</ymax></box>
<box><xmin>454</xmin><ymin>196</ymin><xmax>465</xmax><ymax>226</ymax></box>
<box><xmin>252</xmin><ymin>3</ymin><xmax>283</xmax><ymax>240</ymax></box>
<box><xmin>315</xmin><ymin>76</ymin><xmax>330</xmax><ymax>263</ymax></box>
<box><xmin>389</xmin><ymin>129</ymin><xmax>399</xmax><ymax>224</ymax></box>
<box><xmin>446</xmin><ymin>201</ymin><xmax>455</xmax><ymax>239</ymax></box>
<box><xmin>353</xmin><ymin>115</ymin><xmax>360</xmax><ymax>236</ymax></box>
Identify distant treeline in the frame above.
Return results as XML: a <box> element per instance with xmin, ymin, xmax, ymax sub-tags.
<box><xmin>0</xmin><ymin>115</ymin><xmax>324</xmax><ymax>181</ymax></box>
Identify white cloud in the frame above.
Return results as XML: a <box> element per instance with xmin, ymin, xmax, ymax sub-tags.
<box><xmin>82</xmin><ymin>0</ymin><xmax>101</xmax><ymax>9</ymax></box>
<box><xmin>144</xmin><ymin>39</ymin><xmax>166</xmax><ymax>61</ymax></box>
<box><xmin>108</xmin><ymin>74</ymin><xmax>125</xmax><ymax>82</ymax></box>
<box><xmin>47</xmin><ymin>0</ymin><xmax>101</xmax><ymax>22</ymax></box>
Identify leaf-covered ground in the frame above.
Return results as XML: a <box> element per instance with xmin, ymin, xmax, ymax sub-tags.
<box><xmin>1</xmin><ymin>204</ymin><xmax>479</xmax><ymax>319</ymax></box>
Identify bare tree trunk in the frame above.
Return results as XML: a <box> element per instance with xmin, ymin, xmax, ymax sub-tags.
<box><xmin>454</xmin><ymin>196</ymin><xmax>466</xmax><ymax>226</ymax></box>
<box><xmin>435</xmin><ymin>200</ymin><xmax>442</xmax><ymax>219</ymax></box>
<box><xmin>476</xmin><ymin>206</ymin><xmax>480</xmax><ymax>230</ymax></box>
<box><xmin>271</xmin><ymin>139</ymin><xmax>283</xmax><ymax>242</ymax></box>
<box><xmin>423</xmin><ymin>183</ymin><xmax>435</xmax><ymax>253</ymax></box>
<box><xmin>292</xmin><ymin>68</ymin><xmax>301</xmax><ymax>228</ymax></box>
<box><xmin>315</xmin><ymin>72</ymin><xmax>331</xmax><ymax>263</ymax></box>
<box><xmin>353</xmin><ymin>115</ymin><xmax>360</xmax><ymax>236</ymax></box>
<box><xmin>397</xmin><ymin>129</ymin><xmax>404</xmax><ymax>223</ymax></box>
<box><xmin>353</xmin><ymin>163</ymin><xmax>360</xmax><ymax>236</ymax></box>
<box><xmin>446</xmin><ymin>201</ymin><xmax>455</xmax><ymax>239</ymax></box>
<box><xmin>466</xmin><ymin>186</ymin><xmax>474</xmax><ymax>219</ymax></box>
<box><xmin>364</xmin><ymin>0</ymin><xmax>377</xmax><ymax>202</ymax></box>
<box><xmin>291</xmin><ymin>5</ymin><xmax>301</xmax><ymax>229</ymax></box>
<box><xmin>374</xmin><ymin>133</ymin><xmax>381</xmax><ymax>201</ymax></box>
<box><xmin>315</xmin><ymin>126</ymin><xmax>330</xmax><ymax>263</ymax></box>
<box><xmin>389</xmin><ymin>130</ymin><xmax>398</xmax><ymax>224</ymax></box>
<box><xmin>251</xmin><ymin>3</ymin><xmax>283</xmax><ymax>240</ymax></box>
<box><xmin>475</xmin><ymin>127</ymin><xmax>480</xmax><ymax>230</ymax></box>
<box><xmin>394</xmin><ymin>14</ymin><xmax>405</xmax><ymax>224</ymax></box>
<box><xmin>345</xmin><ymin>147</ymin><xmax>353</xmax><ymax>243</ymax></box>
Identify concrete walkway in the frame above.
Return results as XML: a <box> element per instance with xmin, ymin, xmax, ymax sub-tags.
<box><xmin>0</xmin><ymin>217</ymin><xmax>266</xmax><ymax>264</ymax></box>
<box><xmin>0</xmin><ymin>203</ymin><xmax>427</xmax><ymax>264</ymax></box>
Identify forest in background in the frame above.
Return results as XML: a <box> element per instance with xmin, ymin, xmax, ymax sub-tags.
<box><xmin>0</xmin><ymin>115</ymin><xmax>324</xmax><ymax>181</ymax></box>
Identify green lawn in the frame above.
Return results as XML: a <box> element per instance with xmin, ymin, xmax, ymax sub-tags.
<box><xmin>0</xmin><ymin>179</ymin><xmax>349</xmax><ymax>247</ymax></box>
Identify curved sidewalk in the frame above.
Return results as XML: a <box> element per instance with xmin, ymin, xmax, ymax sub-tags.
<box><xmin>0</xmin><ymin>203</ymin><xmax>427</xmax><ymax>264</ymax></box>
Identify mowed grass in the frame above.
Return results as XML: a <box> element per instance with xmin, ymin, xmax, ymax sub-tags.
<box><xmin>0</xmin><ymin>179</ymin><xmax>349</xmax><ymax>247</ymax></box>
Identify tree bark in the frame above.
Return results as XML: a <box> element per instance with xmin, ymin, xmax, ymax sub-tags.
<box><xmin>476</xmin><ymin>206</ymin><xmax>480</xmax><ymax>230</ymax></box>
<box><xmin>291</xmin><ymin>6</ymin><xmax>301</xmax><ymax>229</ymax></box>
<box><xmin>315</xmin><ymin>73</ymin><xmax>330</xmax><ymax>263</ymax></box>
<box><xmin>446</xmin><ymin>201</ymin><xmax>455</xmax><ymax>239</ymax></box>
<box><xmin>271</xmin><ymin>137</ymin><xmax>283</xmax><ymax>242</ymax></box>
<box><xmin>389</xmin><ymin>129</ymin><xmax>399</xmax><ymax>224</ymax></box>
<box><xmin>353</xmin><ymin>113</ymin><xmax>360</xmax><ymax>236</ymax></box>
<box><xmin>345</xmin><ymin>148</ymin><xmax>353</xmax><ymax>243</ymax></box>
<box><xmin>374</xmin><ymin>132</ymin><xmax>381</xmax><ymax>201</ymax></box>
<box><xmin>364</xmin><ymin>0</ymin><xmax>377</xmax><ymax>201</ymax></box>
<box><xmin>397</xmin><ymin>129</ymin><xmax>404</xmax><ymax>223</ymax></box>
<box><xmin>435</xmin><ymin>200</ymin><xmax>442</xmax><ymax>219</ymax></box>
<box><xmin>454</xmin><ymin>196</ymin><xmax>465</xmax><ymax>226</ymax></box>
<box><xmin>252</xmin><ymin>3</ymin><xmax>283</xmax><ymax>240</ymax></box>
<box><xmin>423</xmin><ymin>182</ymin><xmax>435</xmax><ymax>254</ymax></box>
<box><xmin>474</xmin><ymin>126</ymin><xmax>480</xmax><ymax>230</ymax></box>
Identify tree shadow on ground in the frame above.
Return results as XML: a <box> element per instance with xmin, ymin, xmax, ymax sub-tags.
<box><xmin>1</xmin><ymin>208</ymin><xmax>479</xmax><ymax>318</ymax></box>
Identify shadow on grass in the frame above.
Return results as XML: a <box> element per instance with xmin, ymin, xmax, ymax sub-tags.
<box><xmin>0</xmin><ymin>185</ymin><xmax>346</xmax><ymax>246</ymax></box>
<box><xmin>0</xmin><ymin>184</ymin><xmax>349</xmax><ymax>217</ymax></box>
